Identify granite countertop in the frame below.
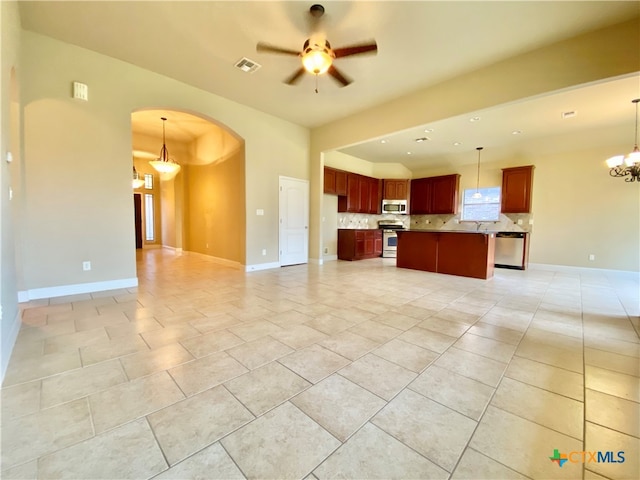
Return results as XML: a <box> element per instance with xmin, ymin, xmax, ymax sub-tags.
<box><xmin>401</xmin><ymin>229</ymin><xmax>499</xmax><ymax>234</ymax></box>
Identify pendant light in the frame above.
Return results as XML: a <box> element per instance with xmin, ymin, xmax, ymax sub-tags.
<box><xmin>606</xmin><ymin>98</ymin><xmax>640</xmax><ymax>182</ymax></box>
<box><xmin>132</xmin><ymin>165</ymin><xmax>145</xmax><ymax>189</ymax></box>
<box><xmin>149</xmin><ymin>117</ymin><xmax>181</xmax><ymax>174</ymax></box>
<box><xmin>472</xmin><ymin>147</ymin><xmax>483</xmax><ymax>199</ymax></box>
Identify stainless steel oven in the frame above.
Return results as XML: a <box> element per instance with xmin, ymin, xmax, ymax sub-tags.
<box><xmin>379</xmin><ymin>220</ymin><xmax>405</xmax><ymax>258</ymax></box>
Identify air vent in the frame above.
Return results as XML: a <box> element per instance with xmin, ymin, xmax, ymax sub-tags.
<box><xmin>561</xmin><ymin>110</ymin><xmax>577</xmax><ymax>119</ymax></box>
<box><xmin>235</xmin><ymin>57</ymin><xmax>261</xmax><ymax>74</ymax></box>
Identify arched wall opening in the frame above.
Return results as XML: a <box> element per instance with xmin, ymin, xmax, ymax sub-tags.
<box><xmin>131</xmin><ymin>108</ymin><xmax>246</xmax><ymax>266</ymax></box>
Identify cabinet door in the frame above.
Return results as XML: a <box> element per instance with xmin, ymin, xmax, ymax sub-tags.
<box><xmin>364</xmin><ymin>231</ymin><xmax>375</xmax><ymax>256</ymax></box>
<box><xmin>410</xmin><ymin>178</ymin><xmax>431</xmax><ymax>214</ymax></box>
<box><xmin>501</xmin><ymin>166</ymin><xmax>534</xmax><ymax>213</ymax></box>
<box><xmin>395</xmin><ymin>180</ymin><xmax>408</xmax><ymax>200</ymax></box>
<box><xmin>369</xmin><ymin>178</ymin><xmax>381</xmax><ymax>214</ymax></box>
<box><xmin>335</xmin><ymin>170</ymin><xmax>348</xmax><ymax>196</ymax></box>
<box><xmin>383</xmin><ymin>180</ymin><xmax>397</xmax><ymax>199</ymax></box>
<box><xmin>347</xmin><ymin>173</ymin><xmax>361</xmax><ymax>212</ymax></box>
<box><xmin>358</xmin><ymin>176</ymin><xmax>370</xmax><ymax>213</ymax></box>
<box><xmin>324</xmin><ymin>167</ymin><xmax>337</xmax><ymax>194</ymax></box>
<box><xmin>430</xmin><ymin>174</ymin><xmax>460</xmax><ymax>214</ymax></box>
<box><xmin>374</xmin><ymin>230</ymin><xmax>383</xmax><ymax>256</ymax></box>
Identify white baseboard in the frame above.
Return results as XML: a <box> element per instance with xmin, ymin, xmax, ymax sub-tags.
<box><xmin>1</xmin><ymin>308</ymin><xmax>21</xmax><ymax>385</ymax></box>
<box><xmin>245</xmin><ymin>262</ymin><xmax>281</xmax><ymax>272</ymax></box>
<box><xmin>528</xmin><ymin>263</ymin><xmax>640</xmax><ymax>278</ymax></box>
<box><xmin>308</xmin><ymin>257</ymin><xmax>323</xmax><ymax>265</ymax></box>
<box><xmin>322</xmin><ymin>255</ymin><xmax>338</xmax><ymax>262</ymax></box>
<box><xmin>17</xmin><ymin>277</ymin><xmax>139</xmax><ymax>302</ymax></box>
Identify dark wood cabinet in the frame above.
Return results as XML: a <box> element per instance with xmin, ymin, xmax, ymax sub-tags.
<box><xmin>338</xmin><ymin>173</ymin><xmax>381</xmax><ymax>214</ymax></box>
<box><xmin>383</xmin><ymin>179</ymin><xmax>410</xmax><ymax>200</ymax></box>
<box><xmin>410</xmin><ymin>174</ymin><xmax>459</xmax><ymax>214</ymax></box>
<box><xmin>501</xmin><ymin>165</ymin><xmax>534</xmax><ymax>213</ymax></box>
<box><xmin>323</xmin><ymin>167</ymin><xmax>348</xmax><ymax>196</ymax></box>
<box><xmin>368</xmin><ymin>177</ymin><xmax>382</xmax><ymax>214</ymax></box>
<box><xmin>397</xmin><ymin>231</ymin><xmax>495</xmax><ymax>279</ymax></box>
<box><xmin>338</xmin><ymin>229</ymin><xmax>383</xmax><ymax>260</ymax></box>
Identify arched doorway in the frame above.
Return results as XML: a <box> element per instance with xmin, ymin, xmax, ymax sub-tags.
<box><xmin>131</xmin><ymin>109</ymin><xmax>246</xmax><ymax>266</ymax></box>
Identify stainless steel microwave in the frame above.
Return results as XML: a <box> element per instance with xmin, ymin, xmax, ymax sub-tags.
<box><xmin>381</xmin><ymin>199</ymin><xmax>408</xmax><ymax>215</ymax></box>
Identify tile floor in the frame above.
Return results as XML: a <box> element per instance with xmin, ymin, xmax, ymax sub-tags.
<box><xmin>1</xmin><ymin>249</ymin><xmax>639</xmax><ymax>479</ymax></box>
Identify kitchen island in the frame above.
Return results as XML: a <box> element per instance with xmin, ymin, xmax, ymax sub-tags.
<box><xmin>396</xmin><ymin>230</ymin><xmax>496</xmax><ymax>279</ymax></box>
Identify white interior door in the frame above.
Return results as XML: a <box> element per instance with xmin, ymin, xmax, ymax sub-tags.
<box><xmin>279</xmin><ymin>176</ymin><xmax>309</xmax><ymax>266</ymax></box>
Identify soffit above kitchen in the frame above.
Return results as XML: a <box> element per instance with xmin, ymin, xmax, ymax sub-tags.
<box><xmin>18</xmin><ymin>1</ymin><xmax>639</xmax><ymax>132</ymax></box>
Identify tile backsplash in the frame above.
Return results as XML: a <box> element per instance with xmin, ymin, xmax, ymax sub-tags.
<box><xmin>338</xmin><ymin>212</ymin><xmax>532</xmax><ymax>232</ymax></box>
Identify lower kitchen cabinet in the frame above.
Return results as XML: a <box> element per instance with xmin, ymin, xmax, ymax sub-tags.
<box><xmin>396</xmin><ymin>230</ymin><xmax>495</xmax><ymax>279</ymax></box>
<box><xmin>338</xmin><ymin>229</ymin><xmax>383</xmax><ymax>260</ymax></box>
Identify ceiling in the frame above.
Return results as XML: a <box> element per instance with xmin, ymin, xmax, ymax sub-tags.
<box><xmin>19</xmin><ymin>1</ymin><xmax>640</xmax><ymax>169</ymax></box>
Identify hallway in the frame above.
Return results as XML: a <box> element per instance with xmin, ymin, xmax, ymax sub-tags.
<box><xmin>2</xmin><ymin>249</ymin><xmax>639</xmax><ymax>479</ymax></box>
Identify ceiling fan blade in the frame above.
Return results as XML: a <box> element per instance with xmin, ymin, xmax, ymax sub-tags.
<box><xmin>333</xmin><ymin>42</ymin><xmax>378</xmax><ymax>58</ymax></box>
<box><xmin>256</xmin><ymin>42</ymin><xmax>300</xmax><ymax>56</ymax></box>
<box><xmin>284</xmin><ymin>67</ymin><xmax>306</xmax><ymax>85</ymax></box>
<box><xmin>328</xmin><ymin>65</ymin><xmax>352</xmax><ymax>87</ymax></box>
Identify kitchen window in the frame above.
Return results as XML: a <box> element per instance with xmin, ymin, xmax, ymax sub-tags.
<box><xmin>461</xmin><ymin>187</ymin><xmax>501</xmax><ymax>221</ymax></box>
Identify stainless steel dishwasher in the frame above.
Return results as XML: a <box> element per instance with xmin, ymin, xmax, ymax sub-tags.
<box><xmin>494</xmin><ymin>232</ymin><xmax>529</xmax><ymax>269</ymax></box>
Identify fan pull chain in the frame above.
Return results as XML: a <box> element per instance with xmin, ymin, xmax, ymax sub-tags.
<box><xmin>315</xmin><ymin>74</ymin><xmax>319</xmax><ymax>94</ymax></box>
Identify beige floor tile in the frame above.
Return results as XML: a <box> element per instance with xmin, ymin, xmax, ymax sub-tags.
<box><xmin>314</xmin><ymin>422</ymin><xmax>448</xmax><ymax>480</ymax></box>
<box><xmin>74</xmin><ymin>311</ymin><xmax>130</xmax><ymax>332</ymax></box>
<box><xmin>409</xmin><ymin>364</ymin><xmax>494</xmax><ymax>420</ymax></box>
<box><xmin>469</xmin><ymin>406</ymin><xmax>583</xmax><ymax>479</ymax></box>
<box><xmin>1</xmin><ymin>381</ymin><xmax>41</xmax><ymax>419</ymax></box>
<box><xmin>227</xmin><ymin>320</ymin><xmax>283</xmax><ymax>342</ymax></box>
<box><xmin>373</xmin><ymin>311</ymin><xmax>422</xmax><ymax>331</ymax></box>
<box><xmin>479</xmin><ymin>311</ymin><xmax>531</xmax><ymax>332</ymax></box>
<box><xmin>453</xmin><ymin>333</ymin><xmax>517</xmax><ymax>363</ymax></box>
<box><xmin>104</xmin><ymin>317</ymin><xmax>164</xmax><ymax>338</ymax></box>
<box><xmin>505</xmin><ymin>356</ymin><xmax>584</xmax><ymax>401</ymax></box>
<box><xmin>226</xmin><ymin>336</ymin><xmax>293</xmax><ymax>370</ymax></box>
<box><xmin>431</xmin><ymin>307</ymin><xmax>480</xmax><ymax>325</ymax></box>
<box><xmin>141</xmin><ymin>324</ymin><xmax>201</xmax><ymax>349</ymax></box>
<box><xmin>89</xmin><ymin>371</ymin><xmax>185</xmax><ymax>433</ymax></box>
<box><xmin>80</xmin><ymin>333</ymin><xmax>150</xmax><ymax>366</ymax></box>
<box><xmin>168</xmin><ymin>351</ymin><xmax>248</xmax><ymax>396</ymax></box>
<box><xmin>586</xmin><ymin>388</ymin><xmax>640</xmax><ymax>437</ymax></box>
<box><xmin>303</xmin><ymin>313</ymin><xmax>356</xmax><ymax>335</ymax></box>
<box><xmin>339</xmin><ymin>353</ymin><xmax>416</xmax><ymax>401</ymax></box>
<box><xmin>1</xmin><ymin>460</ymin><xmax>37</xmax><ymax>480</ymax></box>
<box><xmin>40</xmin><ymin>359</ymin><xmax>127</xmax><ymax>408</ymax></box>
<box><xmin>515</xmin><ymin>338</ymin><xmax>583</xmax><ymax>373</ymax></box>
<box><xmin>120</xmin><ymin>343</ymin><xmax>194</xmax><ymax>380</ymax></box>
<box><xmin>266</xmin><ymin>309</ymin><xmax>314</xmax><ymax>328</ymax></box>
<box><xmin>6</xmin><ymin>339</ymin><xmax>44</xmax><ymax>362</ymax></box>
<box><xmin>451</xmin><ymin>448</ymin><xmax>528</xmax><ymax>479</ymax></box>
<box><xmin>278</xmin><ymin>344</ymin><xmax>351</xmax><ymax>383</ymax></box>
<box><xmin>38</xmin><ymin>418</ymin><xmax>167</xmax><ymax>479</ymax></box>
<box><xmin>491</xmin><ymin>377</ymin><xmax>583</xmax><ymax>440</ymax></box>
<box><xmin>372</xmin><ymin>389</ymin><xmax>477</xmax><ymax>472</ymax></box>
<box><xmin>348</xmin><ymin>320</ymin><xmax>403</xmax><ymax>343</ymax></box>
<box><xmin>153</xmin><ymin>442</ymin><xmax>245</xmax><ymax>480</ymax></box>
<box><xmin>435</xmin><ymin>347</ymin><xmax>507</xmax><ymax>387</ymax></box>
<box><xmin>269</xmin><ymin>324</ymin><xmax>329</xmax><ymax>349</ymax></box>
<box><xmin>584</xmin><ymin>334</ymin><xmax>640</xmax><ymax>358</ymax></box>
<box><xmin>372</xmin><ymin>338</ymin><xmax>439</xmax><ymax>372</ymax></box>
<box><xmin>148</xmin><ymin>385</ymin><xmax>254</xmax><ymax>466</ymax></box>
<box><xmin>398</xmin><ymin>326</ymin><xmax>457</xmax><ymax>353</ymax></box>
<box><xmin>2</xmin><ymin>350</ymin><xmax>81</xmax><ymax>386</ymax></box>
<box><xmin>291</xmin><ymin>374</ymin><xmax>386</xmax><ymax>442</ymax></box>
<box><xmin>417</xmin><ymin>316</ymin><xmax>471</xmax><ymax>338</ymax></box>
<box><xmin>318</xmin><ymin>330</ymin><xmax>379</xmax><ymax>360</ymax></box>
<box><xmin>585</xmin><ymin>347</ymin><xmax>640</xmax><ymax>376</ymax></box>
<box><xmin>155</xmin><ymin>310</ymin><xmax>207</xmax><ymax>327</ymax></box>
<box><xmin>466</xmin><ymin>321</ymin><xmax>524</xmax><ymax>345</ymax></box>
<box><xmin>180</xmin><ymin>329</ymin><xmax>244</xmax><ymax>358</ymax></box>
<box><xmin>221</xmin><ymin>402</ymin><xmax>340</xmax><ymax>480</ymax></box>
<box><xmin>524</xmin><ymin>327</ymin><xmax>584</xmax><ymax>351</ymax></box>
<box><xmin>42</xmin><ymin>327</ymin><xmax>109</xmax><ymax>355</ymax></box>
<box><xmin>188</xmin><ymin>313</ymin><xmax>243</xmax><ymax>334</ymax></box>
<box><xmin>584</xmin><ymin>469</ymin><xmax>612</xmax><ymax>480</ymax></box>
<box><xmin>1</xmin><ymin>398</ymin><xmax>93</xmax><ymax>469</ymax></box>
<box><xmin>584</xmin><ymin>422</ymin><xmax>639</xmax><ymax>480</ymax></box>
<box><xmin>585</xmin><ymin>365</ymin><xmax>640</xmax><ymax>402</ymax></box>
<box><xmin>225</xmin><ymin>361</ymin><xmax>311</xmax><ymax>416</ymax></box>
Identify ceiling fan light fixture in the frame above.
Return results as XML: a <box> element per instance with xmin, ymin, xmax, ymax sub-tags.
<box><xmin>149</xmin><ymin>117</ymin><xmax>181</xmax><ymax>175</ymax></box>
<box><xmin>302</xmin><ymin>44</ymin><xmax>333</xmax><ymax>75</ymax></box>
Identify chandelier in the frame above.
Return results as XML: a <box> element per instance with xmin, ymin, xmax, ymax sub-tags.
<box><xmin>149</xmin><ymin>117</ymin><xmax>181</xmax><ymax>175</ymax></box>
<box><xmin>606</xmin><ymin>98</ymin><xmax>640</xmax><ymax>182</ymax></box>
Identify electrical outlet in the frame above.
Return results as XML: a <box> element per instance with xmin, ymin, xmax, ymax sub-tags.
<box><xmin>82</xmin><ymin>261</ymin><xmax>91</xmax><ymax>271</ymax></box>
<box><xmin>324</xmin><ymin>247</ymin><xmax>329</xmax><ymax>254</ymax></box>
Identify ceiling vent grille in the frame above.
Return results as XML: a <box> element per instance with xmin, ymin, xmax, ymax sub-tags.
<box><xmin>235</xmin><ymin>57</ymin><xmax>261</xmax><ymax>74</ymax></box>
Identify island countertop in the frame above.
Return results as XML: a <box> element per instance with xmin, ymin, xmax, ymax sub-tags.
<box><xmin>396</xmin><ymin>230</ymin><xmax>495</xmax><ymax>279</ymax></box>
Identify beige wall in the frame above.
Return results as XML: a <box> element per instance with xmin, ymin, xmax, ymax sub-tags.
<box><xmin>309</xmin><ymin>19</ymin><xmax>640</xmax><ymax>267</ymax></box>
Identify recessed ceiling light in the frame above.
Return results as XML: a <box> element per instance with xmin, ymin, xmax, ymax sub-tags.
<box><xmin>406</xmin><ymin>151</ymin><xmax>412</xmax><ymax>155</ymax></box>
<box><xmin>424</xmin><ymin>128</ymin><xmax>434</xmax><ymax>133</ymax></box>
<box><xmin>512</xmin><ymin>130</ymin><xmax>522</xmax><ymax>135</ymax></box>
<box><xmin>469</xmin><ymin>116</ymin><xmax>481</xmax><ymax>122</ymax></box>
<box><xmin>380</xmin><ymin>139</ymin><xmax>388</xmax><ymax>144</ymax></box>
<box><xmin>414</xmin><ymin>137</ymin><xmax>430</xmax><ymax>143</ymax></box>
<box><xmin>453</xmin><ymin>142</ymin><xmax>462</xmax><ymax>146</ymax></box>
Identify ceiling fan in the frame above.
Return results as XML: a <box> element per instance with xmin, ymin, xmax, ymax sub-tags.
<box><xmin>256</xmin><ymin>4</ymin><xmax>377</xmax><ymax>91</ymax></box>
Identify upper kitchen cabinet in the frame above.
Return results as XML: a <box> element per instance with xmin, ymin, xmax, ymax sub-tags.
<box><xmin>338</xmin><ymin>173</ymin><xmax>381</xmax><ymax>214</ymax></box>
<box><xmin>383</xmin><ymin>179</ymin><xmax>410</xmax><ymax>200</ymax></box>
<box><xmin>324</xmin><ymin>167</ymin><xmax>347</xmax><ymax>196</ymax></box>
<box><xmin>410</xmin><ymin>174</ymin><xmax>460</xmax><ymax>214</ymax></box>
<box><xmin>501</xmin><ymin>165</ymin><xmax>534</xmax><ymax>213</ymax></box>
